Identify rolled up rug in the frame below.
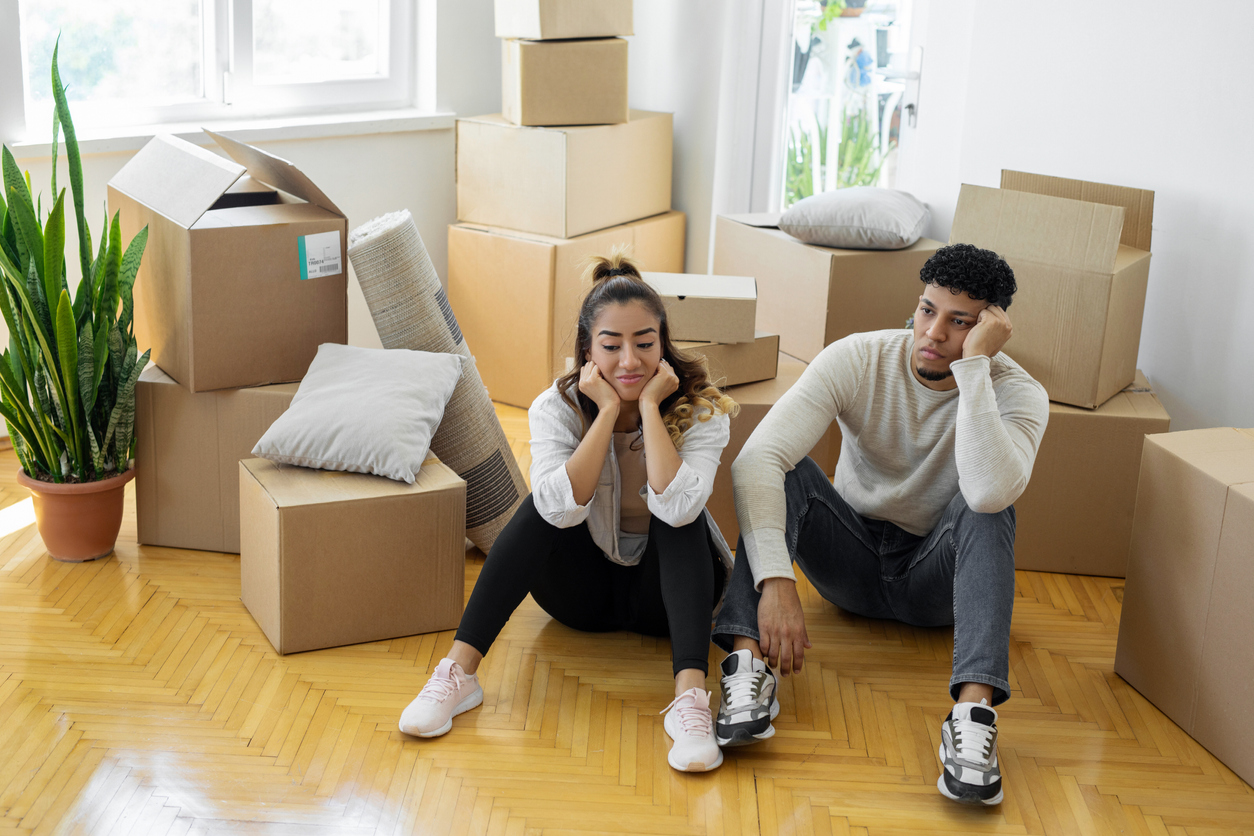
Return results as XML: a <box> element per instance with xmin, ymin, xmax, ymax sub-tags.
<box><xmin>348</xmin><ymin>210</ymin><xmax>526</xmax><ymax>552</ymax></box>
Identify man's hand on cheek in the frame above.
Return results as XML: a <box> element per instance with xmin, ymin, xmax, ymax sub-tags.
<box><xmin>962</xmin><ymin>304</ymin><xmax>1013</xmax><ymax>360</ymax></box>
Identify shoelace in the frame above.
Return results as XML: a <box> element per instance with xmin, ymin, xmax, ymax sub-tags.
<box><xmin>660</xmin><ymin>694</ymin><xmax>713</xmax><ymax>738</ymax></box>
<box><xmin>417</xmin><ymin>671</ymin><xmax>459</xmax><ymax>704</ymax></box>
<box><xmin>952</xmin><ymin>717</ymin><xmax>994</xmax><ymax>766</ymax></box>
<box><xmin>722</xmin><ymin>669</ymin><xmax>764</xmax><ymax>710</ymax></box>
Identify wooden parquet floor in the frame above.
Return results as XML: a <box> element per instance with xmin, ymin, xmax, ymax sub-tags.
<box><xmin>1</xmin><ymin>404</ymin><xmax>1251</xmax><ymax>835</ymax></box>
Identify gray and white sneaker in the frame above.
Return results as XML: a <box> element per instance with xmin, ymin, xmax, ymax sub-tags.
<box><xmin>937</xmin><ymin>701</ymin><xmax>1003</xmax><ymax>805</ymax></box>
<box><xmin>715</xmin><ymin>649</ymin><xmax>779</xmax><ymax>747</ymax></box>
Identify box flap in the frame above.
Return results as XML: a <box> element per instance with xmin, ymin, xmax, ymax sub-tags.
<box><xmin>950</xmin><ymin>184</ymin><xmax>1123</xmax><ymax>273</ymax></box>
<box><xmin>206</xmin><ymin>130</ymin><xmax>344</xmax><ymax>218</ymax></box>
<box><xmin>642</xmin><ymin>272</ymin><xmax>756</xmax><ymax>301</ymax></box>
<box><xmin>109</xmin><ymin>134</ymin><xmax>244</xmax><ymax>229</ymax></box>
<box><xmin>1001</xmin><ymin>170</ymin><xmax>1154</xmax><ymax>251</ymax></box>
<box><xmin>1147</xmin><ymin>427</ymin><xmax>1254</xmax><ymax>487</ymax></box>
<box><xmin>722</xmin><ymin>212</ymin><xmax>783</xmax><ymax>229</ymax></box>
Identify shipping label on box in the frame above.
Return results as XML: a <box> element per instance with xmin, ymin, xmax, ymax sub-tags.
<box><xmin>110</xmin><ymin>131</ymin><xmax>348</xmax><ymax>392</ymax></box>
<box><xmin>949</xmin><ymin>171</ymin><xmax>1154</xmax><ymax>408</ymax></box>
<box><xmin>240</xmin><ymin>457</ymin><xmax>467</xmax><ymax>655</ymax></box>
<box><xmin>1115</xmin><ymin>427</ymin><xmax>1254</xmax><ymax>786</ymax></box>
<box><xmin>1012</xmin><ymin>371</ymin><xmax>1170</xmax><ymax>576</ymax></box>
<box><xmin>642</xmin><ymin>272</ymin><xmax>757</xmax><ymax>344</ymax></box>
<box><xmin>495</xmin><ymin>0</ymin><xmax>633</xmax><ymax>39</ymax></box>
<box><xmin>713</xmin><ymin>214</ymin><xmax>942</xmax><ymax>362</ymax></box>
<box><xmin>448</xmin><ymin>211</ymin><xmax>686</xmax><ymax>409</ymax></box>
<box><xmin>676</xmin><ymin>333</ymin><xmax>780</xmax><ymax>388</ymax></box>
<box><xmin>457</xmin><ymin>110</ymin><xmax>672</xmax><ymax>239</ymax></box>
<box><xmin>503</xmin><ymin>38</ymin><xmax>628</xmax><ymax>127</ymax></box>
<box><xmin>135</xmin><ymin>365</ymin><xmax>298</xmax><ymax>553</ymax></box>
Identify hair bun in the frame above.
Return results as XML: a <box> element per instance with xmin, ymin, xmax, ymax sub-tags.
<box><xmin>587</xmin><ymin>246</ymin><xmax>643</xmax><ymax>284</ymax></box>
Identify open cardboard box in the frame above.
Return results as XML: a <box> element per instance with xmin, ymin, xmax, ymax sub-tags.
<box><xmin>1115</xmin><ymin>427</ymin><xmax>1254</xmax><ymax>786</ymax></box>
<box><xmin>456</xmin><ymin>111</ymin><xmax>672</xmax><ymax>239</ymax></box>
<box><xmin>677</xmin><ymin>332</ymin><xmax>780</xmax><ymax>388</ymax></box>
<box><xmin>1013</xmin><ymin>371</ymin><xmax>1170</xmax><ymax>576</ymax></box>
<box><xmin>448</xmin><ymin>211</ymin><xmax>685</xmax><ymax>409</ymax></box>
<box><xmin>642</xmin><ymin>272</ymin><xmax>757</xmax><ymax>344</ymax></box>
<box><xmin>109</xmin><ymin>131</ymin><xmax>347</xmax><ymax>392</ymax></box>
<box><xmin>503</xmin><ymin>37</ymin><xmax>628</xmax><ymax>127</ymax></box>
<box><xmin>713</xmin><ymin>214</ymin><xmax>943</xmax><ymax>362</ymax></box>
<box><xmin>495</xmin><ymin>0</ymin><xmax>634</xmax><ymax>39</ymax></box>
<box><xmin>950</xmin><ymin>171</ymin><xmax>1154</xmax><ymax>408</ymax></box>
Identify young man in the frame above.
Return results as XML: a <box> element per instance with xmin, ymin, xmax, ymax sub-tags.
<box><xmin>711</xmin><ymin>243</ymin><xmax>1049</xmax><ymax>806</ymax></box>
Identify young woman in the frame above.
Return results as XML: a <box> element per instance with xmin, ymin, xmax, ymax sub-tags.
<box><xmin>399</xmin><ymin>251</ymin><xmax>739</xmax><ymax>772</ymax></box>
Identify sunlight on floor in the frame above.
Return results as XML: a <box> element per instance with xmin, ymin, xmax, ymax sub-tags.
<box><xmin>0</xmin><ymin>498</ymin><xmax>35</xmax><ymax>539</ymax></box>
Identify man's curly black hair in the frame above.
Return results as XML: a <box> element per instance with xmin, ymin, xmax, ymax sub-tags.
<box><xmin>918</xmin><ymin>243</ymin><xmax>1017</xmax><ymax>310</ymax></box>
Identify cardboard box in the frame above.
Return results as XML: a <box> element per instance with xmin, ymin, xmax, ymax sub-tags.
<box><xmin>642</xmin><ymin>272</ymin><xmax>757</xmax><ymax>344</ymax></box>
<box><xmin>1012</xmin><ymin>371</ymin><xmax>1170</xmax><ymax>576</ymax></box>
<box><xmin>495</xmin><ymin>0</ymin><xmax>633</xmax><ymax>39</ymax></box>
<box><xmin>949</xmin><ymin>170</ymin><xmax>1154</xmax><ymax>408</ymax></box>
<box><xmin>677</xmin><ymin>333</ymin><xmax>780</xmax><ymax>388</ymax></box>
<box><xmin>457</xmin><ymin>111</ymin><xmax>672</xmax><ymax>239</ymax></box>
<box><xmin>240</xmin><ymin>457</ymin><xmax>467</xmax><ymax>655</ymax></box>
<box><xmin>709</xmin><ymin>354</ymin><xmax>842</xmax><ymax>546</ymax></box>
<box><xmin>503</xmin><ymin>38</ymin><xmax>628</xmax><ymax>127</ymax></box>
<box><xmin>448</xmin><ymin>211</ymin><xmax>685</xmax><ymax>409</ymax></box>
<box><xmin>109</xmin><ymin>131</ymin><xmax>347</xmax><ymax>392</ymax></box>
<box><xmin>1115</xmin><ymin>427</ymin><xmax>1254</xmax><ymax>786</ymax></box>
<box><xmin>135</xmin><ymin>365</ymin><xmax>298</xmax><ymax>553</ymax></box>
<box><xmin>713</xmin><ymin>214</ymin><xmax>943</xmax><ymax>362</ymax></box>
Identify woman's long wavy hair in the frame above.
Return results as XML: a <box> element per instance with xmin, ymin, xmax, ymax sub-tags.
<box><xmin>555</xmin><ymin>249</ymin><xmax>739</xmax><ymax>449</ymax></box>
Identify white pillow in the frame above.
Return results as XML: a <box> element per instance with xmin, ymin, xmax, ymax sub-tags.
<box><xmin>779</xmin><ymin>187</ymin><xmax>930</xmax><ymax>250</ymax></box>
<box><xmin>253</xmin><ymin>343</ymin><xmax>463</xmax><ymax>483</ymax></box>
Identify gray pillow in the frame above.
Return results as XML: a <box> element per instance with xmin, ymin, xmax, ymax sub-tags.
<box><xmin>253</xmin><ymin>343</ymin><xmax>463</xmax><ymax>483</ymax></box>
<box><xmin>780</xmin><ymin>187</ymin><xmax>929</xmax><ymax>250</ymax></box>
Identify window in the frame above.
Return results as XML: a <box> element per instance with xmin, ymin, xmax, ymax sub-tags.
<box><xmin>12</xmin><ymin>0</ymin><xmax>414</xmax><ymax>134</ymax></box>
<box><xmin>781</xmin><ymin>0</ymin><xmax>914</xmax><ymax>207</ymax></box>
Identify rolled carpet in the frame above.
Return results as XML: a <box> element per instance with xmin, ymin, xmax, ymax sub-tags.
<box><xmin>349</xmin><ymin>210</ymin><xmax>525</xmax><ymax>552</ymax></box>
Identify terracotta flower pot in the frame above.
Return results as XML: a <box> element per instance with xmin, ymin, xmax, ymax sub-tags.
<box><xmin>16</xmin><ymin>467</ymin><xmax>136</xmax><ymax>562</ymax></box>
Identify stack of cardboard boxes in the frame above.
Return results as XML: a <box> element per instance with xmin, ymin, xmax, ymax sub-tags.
<box><xmin>113</xmin><ymin>132</ymin><xmax>467</xmax><ymax>655</ymax></box>
<box><xmin>948</xmin><ymin>171</ymin><xmax>1171</xmax><ymax>577</ymax></box>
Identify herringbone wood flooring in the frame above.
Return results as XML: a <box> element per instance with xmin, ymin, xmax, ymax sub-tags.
<box><xmin>1</xmin><ymin>404</ymin><xmax>1251</xmax><ymax>835</ymax></box>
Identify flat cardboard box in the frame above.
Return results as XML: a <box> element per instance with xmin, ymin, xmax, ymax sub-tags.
<box><xmin>677</xmin><ymin>333</ymin><xmax>780</xmax><ymax>388</ymax></box>
<box><xmin>1012</xmin><ymin>371</ymin><xmax>1170</xmax><ymax>576</ymax></box>
<box><xmin>448</xmin><ymin>211</ymin><xmax>685</xmax><ymax>408</ymax></box>
<box><xmin>503</xmin><ymin>38</ymin><xmax>629</xmax><ymax>127</ymax></box>
<box><xmin>713</xmin><ymin>214</ymin><xmax>943</xmax><ymax>362</ymax></box>
<box><xmin>949</xmin><ymin>170</ymin><xmax>1154</xmax><ymax>408</ymax></box>
<box><xmin>457</xmin><ymin>111</ymin><xmax>672</xmax><ymax>239</ymax></box>
<box><xmin>709</xmin><ymin>354</ymin><xmax>842</xmax><ymax>546</ymax></box>
<box><xmin>495</xmin><ymin>0</ymin><xmax>633</xmax><ymax>39</ymax></box>
<box><xmin>240</xmin><ymin>457</ymin><xmax>467</xmax><ymax>655</ymax></box>
<box><xmin>135</xmin><ymin>365</ymin><xmax>298</xmax><ymax>553</ymax></box>
<box><xmin>642</xmin><ymin>272</ymin><xmax>757</xmax><ymax>344</ymax></box>
<box><xmin>110</xmin><ymin>131</ymin><xmax>347</xmax><ymax>392</ymax></box>
<box><xmin>1115</xmin><ymin>427</ymin><xmax>1254</xmax><ymax>786</ymax></box>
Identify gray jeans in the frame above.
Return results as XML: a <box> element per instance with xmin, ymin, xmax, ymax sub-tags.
<box><xmin>712</xmin><ymin>456</ymin><xmax>1016</xmax><ymax>705</ymax></box>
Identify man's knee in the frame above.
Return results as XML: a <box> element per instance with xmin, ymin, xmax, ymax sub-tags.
<box><xmin>947</xmin><ymin>493</ymin><xmax>1015</xmax><ymax>536</ymax></box>
<box><xmin>783</xmin><ymin>456</ymin><xmax>833</xmax><ymax>502</ymax></box>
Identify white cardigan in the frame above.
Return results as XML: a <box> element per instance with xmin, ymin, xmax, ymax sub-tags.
<box><xmin>527</xmin><ymin>382</ymin><xmax>735</xmax><ymax>583</ymax></box>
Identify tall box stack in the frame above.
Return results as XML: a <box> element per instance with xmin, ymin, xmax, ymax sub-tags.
<box><xmin>454</xmin><ymin>0</ymin><xmax>705</xmax><ymax>409</ymax></box>
<box><xmin>950</xmin><ymin>171</ymin><xmax>1166</xmax><ymax>577</ymax></box>
<box><xmin>111</xmin><ymin>132</ymin><xmax>350</xmax><ymax>554</ymax></box>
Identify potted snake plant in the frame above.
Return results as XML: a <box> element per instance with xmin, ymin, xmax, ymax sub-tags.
<box><xmin>0</xmin><ymin>42</ymin><xmax>149</xmax><ymax>562</ymax></box>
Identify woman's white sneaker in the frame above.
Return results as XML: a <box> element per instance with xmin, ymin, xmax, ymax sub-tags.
<box><xmin>662</xmin><ymin>688</ymin><xmax>724</xmax><ymax>772</ymax></box>
<box><xmin>399</xmin><ymin>658</ymin><xmax>483</xmax><ymax>738</ymax></box>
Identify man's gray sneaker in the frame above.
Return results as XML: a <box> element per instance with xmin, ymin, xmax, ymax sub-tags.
<box><xmin>715</xmin><ymin>649</ymin><xmax>779</xmax><ymax>747</ymax></box>
<box><xmin>937</xmin><ymin>701</ymin><xmax>1003</xmax><ymax>805</ymax></box>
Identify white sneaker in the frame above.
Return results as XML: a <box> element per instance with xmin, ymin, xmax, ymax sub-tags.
<box><xmin>661</xmin><ymin>688</ymin><xmax>724</xmax><ymax>772</ymax></box>
<box><xmin>398</xmin><ymin>658</ymin><xmax>483</xmax><ymax>738</ymax></box>
<box><xmin>937</xmin><ymin>700</ymin><xmax>1003</xmax><ymax>805</ymax></box>
<box><xmin>716</xmin><ymin>648</ymin><xmax>779</xmax><ymax>747</ymax></box>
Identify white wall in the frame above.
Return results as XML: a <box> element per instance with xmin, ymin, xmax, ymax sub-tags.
<box><xmin>899</xmin><ymin>0</ymin><xmax>1254</xmax><ymax>430</ymax></box>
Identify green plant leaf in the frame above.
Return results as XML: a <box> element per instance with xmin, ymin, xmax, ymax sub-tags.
<box><xmin>117</xmin><ymin>226</ymin><xmax>146</xmax><ymax>336</ymax></box>
<box><xmin>56</xmin><ymin>288</ymin><xmax>80</xmax><ymax>435</ymax></box>
<box><xmin>51</xmin><ymin>40</ymin><xmax>92</xmax><ymax>283</ymax></box>
<box><xmin>26</xmin><ymin>257</ymin><xmax>53</xmax><ymax>349</ymax></box>
<box><xmin>113</xmin><ymin>347</ymin><xmax>148</xmax><ymax>471</ymax></box>
<box><xmin>3</xmin><ymin>151</ymin><xmax>44</xmax><ymax>285</ymax></box>
<box><xmin>77</xmin><ymin>320</ymin><xmax>95</xmax><ymax>417</ymax></box>
<box><xmin>8</xmin><ymin>335</ymin><xmax>25</xmax><ymax>399</ymax></box>
<box><xmin>43</xmin><ymin>191</ymin><xmax>66</xmax><ymax>338</ymax></box>
<box><xmin>91</xmin><ymin>320</ymin><xmax>108</xmax><ymax>411</ymax></box>
<box><xmin>108</xmin><ymin>322</ymin><xmax>123</xmax><ymax>393</ymax></box>
<box><xmin>96</xmin><ymin>211</ymin><xmax>121</xmax><ymax>322</ymax></box>
<box><xmin>51</xmin><ymin>106</ymin><xmax>60</xmax><ymax>200</ymax></box>
<box><xmin>103</xmin><ymin>341</ymin><xmax>137</xmax><ymax>452</ymax></box>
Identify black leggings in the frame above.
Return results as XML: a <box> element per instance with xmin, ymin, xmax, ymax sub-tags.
<box><xmin>455</xmin><ymin>495</ymin><xmax>724</xmax><ymax>676</ymax></box>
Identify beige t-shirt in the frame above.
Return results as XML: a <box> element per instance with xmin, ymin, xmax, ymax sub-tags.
<box><xmin>614</xmin><ymin>430</ymin><xmax>651</xmax><ymax>538</ymax></box>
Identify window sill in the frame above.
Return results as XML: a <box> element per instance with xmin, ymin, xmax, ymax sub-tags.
<box><xmin>9</xmin><ymin>108</ymin><xmax>456</xmax><ymax>160</ymax></box>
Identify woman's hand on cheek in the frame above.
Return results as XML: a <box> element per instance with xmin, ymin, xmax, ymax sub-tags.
<box><xmin>640</xmin><ymin>359</ymin><xmax>679</xmax><ymax>409</ymax></box>
<box><xmin>579</xmin><ymin>361</ymin><xmax>621</xmax><ymax>413</ymax></box>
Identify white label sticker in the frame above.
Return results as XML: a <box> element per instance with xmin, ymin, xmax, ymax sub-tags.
<box><xmin>300</xmin><ymin>230</ymin><xmax>342</xmax><ymax>280</ymax></box>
